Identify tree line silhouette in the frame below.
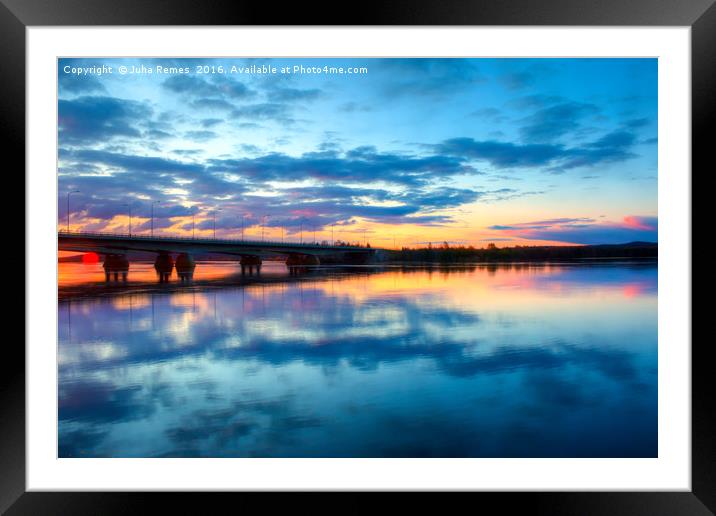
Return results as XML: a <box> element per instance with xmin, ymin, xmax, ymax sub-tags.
<box><xmin>386</xmin><ymin>241</ymin><xmax>657</xmax><ymax>263</ymax></box>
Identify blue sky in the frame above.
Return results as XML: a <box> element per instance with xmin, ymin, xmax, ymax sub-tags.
<box><xmin>58</xmin><ymin>57</ymin><xmax>657</xmax><ymax>246</ymax></box>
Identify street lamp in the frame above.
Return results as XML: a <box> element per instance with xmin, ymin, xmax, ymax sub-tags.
<box><xmin>122</xmin><ymin>203</ymin><xmax>132</xmax><ymax>236</ymax></box>
<box><xmin>66</xmin><ymin>190</ymin><xmax>79</xmax><ymax>233</ymax></box>
<box><xmin>213</xmin><ymin>208</ymin><xmax>222</xmax><ymax>239</ymax></box>
<box><xmin>192</xmin><ymin>212</ymin><xmax>196</xmax><ymax>240</ymax></box>
<box><xmin>150</xmin><ymin>200</ymin><xmax>161</xmax><ymax>237</ymax></box>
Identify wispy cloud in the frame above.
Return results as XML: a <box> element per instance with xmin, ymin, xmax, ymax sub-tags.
<box><xmin>58</xmin><ymin>96</ymin><xmax>152</xmax><ymax>144</ymax></box>
<box><xmin>434</xmin><ymin>129</ymin><xmax>638</xmax><ymax>172</ymax></box>
<box><xmin>488</xmin><ymin>216</ymin><xmax>657</xmax><ymax>245</ymax></box>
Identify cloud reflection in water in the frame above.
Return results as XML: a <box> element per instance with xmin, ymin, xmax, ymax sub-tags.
<box><xmin>58</xmin><ymin>263</ymin><xmax>657</xmax><ymax>457</ymax></box>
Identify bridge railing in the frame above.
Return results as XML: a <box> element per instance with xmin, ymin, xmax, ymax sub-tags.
<box><xmin>58</xmin><ymin>229</ymin><xmax>377</xmax><ymax>251</ymax></box>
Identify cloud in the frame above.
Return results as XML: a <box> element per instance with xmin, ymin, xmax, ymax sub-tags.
<box><xmin>497</xmin><ymin>63</ymin><xmax>556</xmax><ymax>91</ymax></box>
<box><xmin>58</xmin><ymin>185</ymin><xmax>202</xmax><ymax>221</ymax></box>
<box><xmin>434</xmin><ymin>129</ymin><xmax>639</xmax><ymax>171</ymax></box>
<box><xmin>506</xmin><ymin>94</ymin><xmax>564</xmax><ymax>110</ymax></box>
<box><xmin>625</xmin><ymin>118</ymin><xmax>650</xmax><ymax>129</ymax></box>
<box><xmin>488</xmin><ymin>216</ymin><xmax>657</xmax><ymax>244</ymax></box>
<box><xmin>206</xmin><ymin>147</ymin><xmax>474</xmax><ymax>186</ymax></box>
<box><xmin>499</xmin><ymin>71</ymin><xmax>536</xmax><ymax>90</ymax></box>
<box><xmin>58</xmin><ymin>96</ymin><xmax>153</xmax><ymax>144</ymax></box>
<box><xmin>339</xmin><ymin>102</ymin><xmax>372</xmax><ymax>113</ymax></box>
<box><xmin>435</xmin><ymin>138</ymin><xmax>566</xmax><ymax>168</ymax></box>
<box><xmin>470</xmin><ymin>107</ymin><xmax>507</xmax><ymax>123</ymax></box>
<box><xmin>558</xmin><ymin>130</ymin><xmax>637</xmax><ymax>169</ymax></box>
<box><xmin>190</xmin><ymin>98</ymin><xmax>236</xmax><ymax>111</ymax></box>
<box><xmin>59</xmin><ymin>73</ymin><xmax>107</xmax><ymax>95</ymax></box>
<box><xmin>489</xmin><ymin>217</ymin><xmax>596</xmax><ymax>230</ymax></box>
<box><xmin>163</xmin><ymin>75</ymin><xmax>320</xmax><ymax>125</ymax></box>
<box><xmin>622</xmin><ymin>216</ymin><xmax>657</xmax><ymax>231</ymax></box>
<box><xmin>145</xmin><ymin>129</ymin><xmax>173</xmax><ymax>140</ymax></box>
<box><xmin>62</xmin><ymin>149</ymin><xmax>204</xmax><ymax>175</ymax></box>
<box><xmin>185</xmin><ymin>130</ymin><xmax>218</xmax><ymax>142</ymax></box>
<box><xmin>377</xmin><ymin>58</ymin><xmax>486</xmax><ymax>97</ymax></box>
<box><xmin>266</xmin><ymin>87</ymin><xmax>322</xmax><ymax>102</ymax></box>
<box><xmin>187</xmin><ymin>184</ymin><xmax>485</xmax><ymax>232</ymax></box>
<box><xmin>58</xmin><ymin>148</ymin><xmax>242</xmax><ymax>211</ymax></box>
<box><xmin>200</xmin><ymin>118</ymin><xmax>224</xmax><ymax>128</ymax></box>
<box><xmin>162</xmin><ymin>75</ymin><xmax>254</xmax><ymax>100</ymax></box>
<box><xmin>519</xmin><ymin>102</ymin><xmax>599</xmax><ymax>143</ymax></box>
<box><xmin>59</xmin><ymin>134</ymin><xmax>545</xmax><ymax>232</ymax></box>
<box><xmin>229</xmin><ymin>103</ymin><xmax>295</xmax><ymax>123</ymax></box>
<box><xmin>172</xmin><ymin>149</ymin><xmax>203</xmax><ymax>156</ymax></box>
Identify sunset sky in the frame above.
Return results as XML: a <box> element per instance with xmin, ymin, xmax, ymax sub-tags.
<box><xmin>58</xmin><ymin>57</ymin><xmax>657</xmax><ymax>248</ymax></box>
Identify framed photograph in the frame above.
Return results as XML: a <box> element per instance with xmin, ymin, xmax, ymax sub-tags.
<box><xmin>7</xmin><ymin>0</ymin><xmax>711</xmax><ymax>513</ymax></box>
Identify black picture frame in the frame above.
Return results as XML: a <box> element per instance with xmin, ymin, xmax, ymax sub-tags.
<box><xmin>4</xmin><ymin>0</ymin><xmax>710</xmax><ymax>513</ymax></box>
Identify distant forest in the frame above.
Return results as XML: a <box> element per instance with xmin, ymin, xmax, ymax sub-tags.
<box><xmin>385</xmin><ymin>241</ymin><xmax>657</xmax><ymax>263</ymax></box>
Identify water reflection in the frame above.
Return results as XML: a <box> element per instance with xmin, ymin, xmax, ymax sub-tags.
<box><xmin>58</xmin><ymin>262</ymin><xmax>657</xmax><ymax>458</ymax></box>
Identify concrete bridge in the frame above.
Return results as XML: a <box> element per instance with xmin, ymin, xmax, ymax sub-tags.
<box><xmin>59</xmin><ymin>230</ymin><xmax>380</xmax><ymax>281</ymax></box>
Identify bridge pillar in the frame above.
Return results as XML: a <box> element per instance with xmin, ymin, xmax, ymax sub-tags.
<box><xmin>240</xmin><ymin>255</ymin><xmax>262</xmax><ymax>275</ymax></box>
<box><xmin>175</xmin><ymin>253</ymin><xmax>196</xmax><ymax>281</ymax></box>
<box><xmin>154</xmin><ymin>252</ymin><xmax>174</xmax><ymax>283</ymax></box>
<box><xmin>103</xmin><ymin>254</ymin><xmax>129</xmax><ymax>282</ymax></box>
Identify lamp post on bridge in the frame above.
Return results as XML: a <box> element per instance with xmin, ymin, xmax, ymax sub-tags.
<box><xmin>213</xmin><ymin>208</ymin><xmax>222</xmax><ymax>239</ymax></box>
<box><xmin>66</xmin><ymin>190</ymin><xmax>80</xmax><ymax>233</ymax></box>
<box><xmin>150</xmin><ymin>200</ymin><xmax>161</xmax><ymax>237</ymax></box>
<box><xmin>122</xmin><ymin>203</ymin><xmax>132</xmax><ymax>237</ymax></box>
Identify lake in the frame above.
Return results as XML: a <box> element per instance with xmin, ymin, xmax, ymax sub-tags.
<box><xmin>58</xmin><ymin>261</ymin><xmax>657</xmax><ymax>457</ymax></box>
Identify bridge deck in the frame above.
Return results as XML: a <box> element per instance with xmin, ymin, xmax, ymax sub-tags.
<box><xmin>58</xmin><ymin>230</ymin><xmax>378</xmax><ymax>256</ymax></box>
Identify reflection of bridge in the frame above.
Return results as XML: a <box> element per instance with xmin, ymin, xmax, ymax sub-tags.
<box><xmin>59</xmin><ymin>231</ymin><xmax>380</xmax><ymax>281</ymax></box>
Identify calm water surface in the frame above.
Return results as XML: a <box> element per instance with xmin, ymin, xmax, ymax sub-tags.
<box><xmin>58</xmin><ymin>261</ymin><xmax>657</xmax><ymax>457</ymax></box>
